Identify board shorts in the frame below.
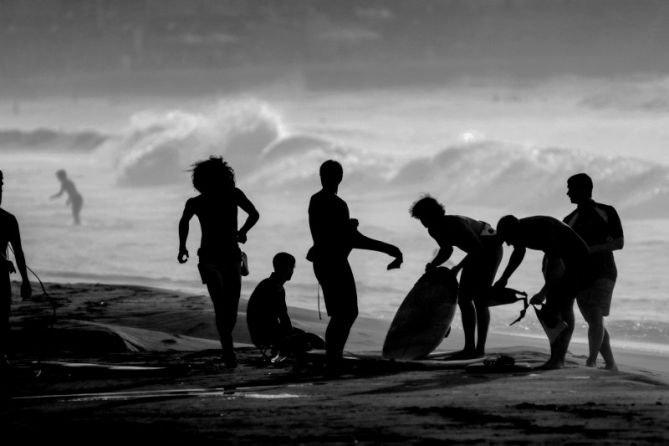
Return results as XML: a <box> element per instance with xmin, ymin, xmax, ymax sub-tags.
<box><xmin>577</xmin><ymin>278</ymin><xmax>615</xmax><ymax>317</ymax></box>
<box><xmin>197</xmin><ymin>261</ymin><xmax>241</xmax><ymax>286</ymax></box>
<box><xmin>459</xmin><ymin>241</ymin><xmax>503</xmax><ymax>301</ymax></box>
<box><xmin>542</xmin><ymin>256</ymin><xmax>584</xmax><ymax>311</ymax></box>
<box><xmin>313</xmin><ymin>258</ymin><xmax>358</xmax><ymax>318</ymax></box>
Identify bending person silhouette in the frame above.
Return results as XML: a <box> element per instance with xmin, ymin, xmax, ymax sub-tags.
<box><xmin>178</xmin><ymin>157</ymin><xmax>259</xmax><ymax>368</ymax></box>
<box><xmin>564</xmin><ymin>173</ymin><xmax>623</xmax><ymax>370</ymax></box>
<box><xmin>50</xmin><ymin>169</ymin><xmax>83</xmax><ymax>225</ymax></box>
<box><xmin>246</xmin><ymin>252</ymin><xmax>325</xmax><ymax>362</ymax></box>
<box><xmin>308</xmin><ymin>160</ymin><xmax>402</xmax><ymax>370</ymax></box>
<box><xmin>495</xmin><ymin>215</ymin><xmax>588</xmax><ymax>370</ymax></box>
<box><xmin>0</xmin><ymin>170</ymin><xmax>32</xmax><ymax>367</ymax></box>
<box><xmin>410</xmin><ymin>195</ymin><xmax>502</xmax><ymax>359</ymax></box>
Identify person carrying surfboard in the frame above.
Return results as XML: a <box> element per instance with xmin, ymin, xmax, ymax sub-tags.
<box><xmin>564</xmin><ymin>173</ymin><xmax>623</xmax><ymax>371</ymax></box>
<box><xmin>410</xmin><ymin>195</ymin><xmax>503</xmax><ymax>359</ymax></box>
<box><xmin>177</xmin><ymin>156</ymin><xmax>259</xmax><ymax>368</ymax></box>
<box><xmin>307</xmin><ymin>160</ymin><xmax>403</xmax><ymax>372</ymax></box>
<box><xmin>246</xmin><ymin>252</ymin><xmax>325</xmax><ymax>362</ymax></box>
<box><xmin>0</xmin><ymin>170</ymin><xmax>32</xmax><ymax>367</ymax></box>
<box><xmin>495</xmin><ymin>215</ymin><xmax>589</xmax><ymax>370</ymax></box>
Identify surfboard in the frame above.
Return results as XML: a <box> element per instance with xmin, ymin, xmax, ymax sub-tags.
<box><xmin>382</xmin><ymin>267</ymin><xmax>458</xmax><ymax>360</ymax></box>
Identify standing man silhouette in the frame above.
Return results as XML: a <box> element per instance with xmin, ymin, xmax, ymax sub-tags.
<box><xmin>564</xmin><ymin>173</ymin><xmax>623</xmax><ymax>370</ymax></box>
<box><xmin>178</xmin><ymin>157</ymin><xmax>259</xmax><ymax>368</ymax></box>
<box><xmin>0</xmin><ymin>170</ymin><xmax>32</xmax><ymax>367</ymax></box>
<box><xmin>308</xmin><ymin>160</ymin><xmax>403</xmax><ymax>371</ymax></box>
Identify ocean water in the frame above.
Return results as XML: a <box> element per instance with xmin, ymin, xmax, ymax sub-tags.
<box><xmin>1</xmin><ymin>78</ymin><xmax>668</xmax><ymax>354</ymax></box>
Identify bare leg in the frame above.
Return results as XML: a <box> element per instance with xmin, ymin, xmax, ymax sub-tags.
<box><xmin>325</xmin><ymin>311</ymin><xmax>357</xmax><ymax>363</ymax></box>
<box><xmin>457</xmin><ymin>295</ymin><xmax>477</xmax><ymax>356</ymax></box>
<box><xmin>475</xmin><ymin>301</ymin><xmax>490</xmax><ymax>356</ymax></box>
<box><xmin>600</xmin><ymin>328</ymin><xmax>617</xmax><ymax>370</ymax></box>
<box><xmin>583</xmin><ymin>307</ymin><xmax>605</xmax><ymax>367</ymax></box>
<box><xmin>541</xmin><ymin>299</ymin><xmax>575</xmax><ymax>369</ymax></box>
<box><xmin>205</xmin><ymin>263</ymin><xmax>241</xmax><ymax>366</ymax></box>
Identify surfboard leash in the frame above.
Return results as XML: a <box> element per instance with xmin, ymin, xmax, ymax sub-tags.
<box><xmin>8</xmin><ymin>245</ymin><xmax>57</xmax><ymax>371</ymax></box>
<box><xmin>509</xmin><ymin>293</ymin><xmax>530</xmax><ymax>326</ymax></box>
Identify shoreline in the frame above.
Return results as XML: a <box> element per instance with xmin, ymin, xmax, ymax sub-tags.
<box><xmin>3</xmin><ymin>281</ymin><xmax>668</xmax><ymax>444</ymax></box>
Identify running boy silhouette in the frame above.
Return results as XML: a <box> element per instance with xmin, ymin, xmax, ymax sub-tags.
<box><xmin>0</xmin><ymin>170</ymin><xmax>32</xmax><ymax>367</ymax></box>
<box><xmin>50</xmin><ymin>169</ymin><xmax>83</xmax><ymax>224</ymax></box>
<box><xmin>178</xmin><ymin>157</ymin><xmax>259</xmax><ymax>368</ymax></box>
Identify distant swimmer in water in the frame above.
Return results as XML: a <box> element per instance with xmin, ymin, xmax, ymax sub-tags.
<box><xmin>0</xmin><ymin>170</ymin><xmax>32</xmax><ymax>367</ymax></box>
<box><xmin>410</xmin><ymin>195</ymin><xmax>503</xmax><ymax>359</ymax></box>
<box><xmin>178</xmin><ymin>156</ymin><xmax>259</xmax><ymax>368</ymax></box>
<box><xmin>246</xmin><ymin>252</ymin><xmax>325</xmax><ymax>362</ymax></box>
<box><xmin>564</xmin><ymin>173</ymin><xmax>623</xmax><ymax>371</ymax></box>
<box><xmin>307</xmin><ymin>160</ymin><xmax>403</xmax><ymax>372</ymax></box>
<box><xmin>50</xmin><ymin>169</ymin><xmax>83</xmax><ymax>225</ymax></box>
<box><xmin>495</xmin><ymin>215</ymin><xmax>589</xmax><ymax>370</ymax></box>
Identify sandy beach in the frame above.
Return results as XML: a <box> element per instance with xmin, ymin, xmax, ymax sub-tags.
<box><xmin>1</xmin><ymin>281</ymin><xmax>667</xmax><ymax>445</ymax></box>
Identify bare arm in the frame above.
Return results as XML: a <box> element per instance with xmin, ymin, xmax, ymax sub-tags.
<box><xmin>236</xmin><ymin>190</ymin><xmax>259</xmax><ymax>244</ymax></box>
<box><xmin>428</xmin><ymin>245</ymin><xmax>454</xmax><ymax>271</ymax></box>
<box><xmin>10</xmin><ymin>216</ymin><xmax>31</xmax><ymax>299</ymax></box>
<box><xmin>495</xmin><ymin>245</ymin><xmax>526</xmax><ymax>288</ymax></box>
<box><xmin>50</xmin><ymin>185</ymin><xmax>65</xmax><ymax>199</ymax></box>
<box><xmin>178</xmin><ymin>200</ymin><xmax>195</xmax><ymax>263</ymax></box>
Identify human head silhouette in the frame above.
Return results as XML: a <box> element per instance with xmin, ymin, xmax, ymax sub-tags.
<box><xmin>410</xmin><ymin>195</ymin><xmax>445</xmax><ymax>228</ymax></box>
<box><xmin>56</xmin><ymin>169</ymin><xmax>67</xmax><ymax>181</ymax></box>
<box><xmin>567</xmin><ymin>173</ymin><xmax>593</xmax><ymax>204</ymax></box>
<box><xmin>272</xmin><ymin>252</ymin><xmax>296</xmax><ymax>282</ymax></box>
<box><xmin>497</xmin><ymin>215</ymin><xmax>521</xmax><ymax>245</ymax></box>
<box><xmin>191</xmin><ymin>156</ymin><xmax>235</xmax><ymax>194</ymax></box>
<box><xmin>319</xmin><ymin>160</ymin><xmax>343</xmax><ymax>191</ymax></box>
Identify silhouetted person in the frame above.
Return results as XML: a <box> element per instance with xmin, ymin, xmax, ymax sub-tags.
<box><xmin>246</xmin><ymin>252</ymin><xmax>325</xmax><ymax>361</ymax></box>
<box><xmin>0</xmin><ymin>170</ymin><xmax>32</xmax><ymax>367</ymax></box>
<box><xmin>308</xmin><ymin>160</ymin><xmax>402</xmax><ymax>370</ymax></box>
<box><xmin>495</xmin><ymin>215</ymin><xmax>589</xmax><ymax>370</ymax></box>
<box><xmin>410</xmin><ymin>195</ymin><xmax>502</xmax><ymax>359</ymax></box>
<box><xmin>564</xmin><ymin>173</ymin><xmax>623</xmax><ymax>371</ymax></box>
<box><xmin>178</xmin><ymin>156</ymin><xmax>259</xmax><ymax>368</ymax></box>
<box><xmin>50</xmin><ymin>169</ymin><xmax>83</xmax><ymax>225</ymax></box>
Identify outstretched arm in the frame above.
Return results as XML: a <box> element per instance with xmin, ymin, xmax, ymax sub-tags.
<box><xmin>494</xmin><ymin>245</ymin><xmax>526</xmax><ymax>288</ymax></box>
<box><xmin>178</xmin><ymin>200</ymin><xmax>195</xmax><ymax>263</ymax></box>
<box><xmin>10</xmin><ymin>216</ymin><xmax>31</xmax><ymax>299</ymax></box>
<box><xmin>236</xmin><ymin>190</ymin><xmax>260</xmax><ymax>244</ymax></box>
<box><xmin>427</xmin><ymin>245</ymin><xmax>454</xmax><ymax>271</ymax></box>
<box><xmin>351</xmin><ymin>227</ymin><xmax>403</xmax><ymax>269</ymax></box>
<box><xmin>50</xmin><ymin>185</ymin><xmax>65</xmax><ymax>199</ymax></box>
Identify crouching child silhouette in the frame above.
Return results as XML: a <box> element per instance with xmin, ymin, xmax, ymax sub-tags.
<box><xmin>246</xmin><ymin>252</ymin><xmax>325</xmax><ymax>363</ymax></box>
<box><xmin>178</xmin><ymin>157</ymin><xmax>259</xmax><ymax>368</ymax></box>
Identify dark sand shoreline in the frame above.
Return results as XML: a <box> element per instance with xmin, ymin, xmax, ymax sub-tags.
<box><xmin>3</xmin><ymin>281</ymin><xmax>668</xmax><ymax>444</ymax></box>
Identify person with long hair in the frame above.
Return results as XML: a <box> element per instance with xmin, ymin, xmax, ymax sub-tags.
<box><xmin>178</xmin><ymin>156</ymin><xmax>259</xmax><ymax>368</ymax></box>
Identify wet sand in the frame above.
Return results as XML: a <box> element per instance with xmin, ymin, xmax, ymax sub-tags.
<box><xmin>2</xmin><ymin>282</ymin><xmax>668</xmax><ymax>444</ymax></box>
